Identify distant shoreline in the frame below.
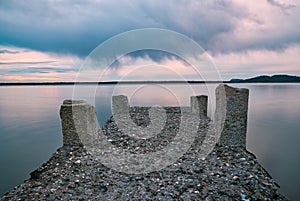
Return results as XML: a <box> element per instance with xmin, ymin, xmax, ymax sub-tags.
<box><xmin>0</xmin><ymin>81</ymin><xmax>300</xmax><ymax>86</ymax></box>
<box><xmin>1</xmin><ymin>75</ymin><xmax>299</xmax><ymax>86</ymax></box>
<box><xmin>0</xmin><ymin>81</ymin><xmax>220</xmax><ymax>86</ymax></box>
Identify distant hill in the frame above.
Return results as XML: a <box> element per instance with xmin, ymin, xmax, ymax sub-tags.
<box><xmin>229</xmin><ymin>75</ymin><xmax>300</xmax><ymax>83</ymax></box>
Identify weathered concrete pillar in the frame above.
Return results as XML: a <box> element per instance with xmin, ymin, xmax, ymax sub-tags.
<box><xmin>112</xmin><ymin>95</ymin><xmax>130</xmax><ymax>115</ymax></box>
<box><xmin>191</xmin><ymin>95</ymin><xmax>208</xmax><ymax>117</ymax></box>
<box><xmin>60</xmin><ymin>100</ymin><xmax>98</xmax><ymax>146</ymax></box>
<box><xmin>215</xmin><ymin>84</ymin><xmax>249</xmax><ymax>147</ymax></box>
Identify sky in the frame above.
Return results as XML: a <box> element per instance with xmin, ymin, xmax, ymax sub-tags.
<box><xmin>0</xmin><ymin>0</ymin><xmax>299</xmax><ymax>82</ymax></box>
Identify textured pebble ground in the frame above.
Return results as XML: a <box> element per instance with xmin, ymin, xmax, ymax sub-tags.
<box><xmin>1</xmin><ymin>107</ymin><xmax>289</xmax><ymax>201</ymax></box>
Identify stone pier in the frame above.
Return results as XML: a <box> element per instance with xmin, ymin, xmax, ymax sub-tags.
<box><xmin>59</xmin><ymin>84</ymin><xmax>249</xmax><ymax>148</ymax></box>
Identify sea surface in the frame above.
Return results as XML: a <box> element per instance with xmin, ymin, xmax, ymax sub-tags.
<box><xmin>0</xmin><ymin>83</ymin><xmax>299</xmax><ymax>200</ymax></box>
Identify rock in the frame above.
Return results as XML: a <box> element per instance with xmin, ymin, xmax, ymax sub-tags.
<box><xmin>150</xmin><ymin>189</ymin><xmax>157</xmax><ymax>195</ymax></box>
<box><xmin>233</xmin><ymin>176</ymin><xmax>239</xmax><ymax>180</ymax></box>
<box><xmin>30</xmin><ymin>169</ymin><xmax>42</xmax><ymax>180</ymax></box>
<box><xmin>239</xmin><ymin>157</ymin><xmax>246</xmax><ymax>161</ymax></box>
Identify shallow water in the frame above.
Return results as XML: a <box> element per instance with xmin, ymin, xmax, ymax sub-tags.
<box><xmin>0</xmin><ymin>83</ymin><xmax>299</xmax><ymax>200</ymax></box>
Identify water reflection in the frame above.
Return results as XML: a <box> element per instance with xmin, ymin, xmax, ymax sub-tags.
<box><xmin>243</xmin><ymin>84</ymin><xmax>300</xmax><ymax>200</ymax></box>
<box><xmin>0</xmin><ymin>86</ymin><xmax>72</xmax><ymax>194</ymax></box>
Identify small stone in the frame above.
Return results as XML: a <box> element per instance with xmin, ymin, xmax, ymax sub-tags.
<box><xmin>240</xmin><ymin>193</ymin><xmax>250</xmax><ymax>201</ymax></box>
<box><xmin>67</xmin><ymin>189</ymin><xmax>75</xmax><ymax>194</ymax></box>
<box><xmin>187</xmin><ymin>179</ymin><xmax>193</xmax><ymax>183</ymax></box>
<box><xmin>150</xmin><ymin>189</ymin><xmax>157</xmax><ymax>195</ymax></box>
<box><xmin>233</xmin><ymin>176</ymin><xmax>239</xmax><ymax>180</ymax></box>
<box><xmin>75</xmin><ymin>160</ymin><xmax>81</xmax><ymax>164</ymax></box>
<box><xmin>239</xmin><ymin>158</ymin><xmax>246</xmax><ymax>161</ymax></box>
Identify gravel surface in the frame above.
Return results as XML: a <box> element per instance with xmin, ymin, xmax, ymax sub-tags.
<box><xmin>1</xmin><ymin>107</ymin><xmax>289</xmax><ymax>201</ymax></box>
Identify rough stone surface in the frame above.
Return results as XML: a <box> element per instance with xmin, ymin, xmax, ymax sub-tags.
<box><xmin>112</xmin><ymin>95</ymin><xmax>130</xmax><ymax>115</ymax></box>
<box><xmin>112</xmin><ymin>104</ymin><xmax>168</xmax><ymax>140</ymax></box>
<box><xmin>60</xmin><ymin>100</ymin><xmax>98</xmax><ymax>146</ymax></box>
<box><xmin>60</xmin><ymin>100</ymin><xmax>84</xmax><ymax>146</ymax></box>
<box><xmin>191</xmin><ymin>95</ymin><xmax>208</xmax><ymax>117</ymax></box>
<box><xmin>1</xmin><ymin>107</ymin><xmax>288</xmax><ymax>200</ymax></box>
<box><xmin>215</xmin><ymin>84</ymin><xmax>249</xmax><ymax>148</ymax></box>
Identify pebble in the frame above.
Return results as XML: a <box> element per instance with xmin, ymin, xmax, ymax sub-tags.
<box><xmin>239</xmin><ymin>158</ymin><xmax>246</xmax><ymax>162</ymax></box>
<box><xmin>150</xmin><ymin>189</ymin><xmax>157</xmax><ymax>195</ymax></box>
<box><xmin>233</xmin><ymin>176</ymin><xmax>239</xmax><ymax>180</ymax></box>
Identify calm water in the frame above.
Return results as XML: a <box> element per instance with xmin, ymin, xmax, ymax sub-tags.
<box><xmin>0</xmin><ymin>84</ymin><xmax>299</xmax><ymax>200</ymax></box>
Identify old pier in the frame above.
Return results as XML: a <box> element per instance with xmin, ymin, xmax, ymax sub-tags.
<box><xmin>59</xmin><ymin>84</ymin><xmax>249</xmax><ymax>148</ymax></box>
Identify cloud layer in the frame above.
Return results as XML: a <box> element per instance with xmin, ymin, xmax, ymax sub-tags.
<box><xmin>0</xmin><ymin>46</ymin><xmax>80</xmax><ymax>81</ymax></box>
<box><xmin>0</xmin><ymin>0</ymin><xmax>299</xmax><ymax>81</ymax></box>
<box><xmin>1</xmin><ymin>0</ymin><xmax>299</xmax><ymax>56</ymax></box>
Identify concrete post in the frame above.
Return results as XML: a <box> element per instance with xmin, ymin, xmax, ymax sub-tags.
<box><xmin>215</xmin><ymin>84</ymin><xmax>249</xmax><ymax>147</ymax></box>
<box><xmin>191</xmin><ymin>95</ymin><xmax>208</xmax><ymax>117</ymax></box>
<box><xmin>59</xmin><ymin>100</ymin><xmax>98</xmax><ymax>146</ymax></box>
<box><xmin>112</xmin><ymin>95</ymin><xmax>130</xmax><ymax>115</ymax></box>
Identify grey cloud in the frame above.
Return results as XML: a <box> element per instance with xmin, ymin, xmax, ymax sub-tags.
<box><xmin>0</xmin><ymin>49</ymin><xmax>19</xmax><ymax>54</ymax></box>
<box><xmin>0</xmin><ymin>67</ymin><xmax>76</xmax><ymax>75</ymax></box>
<box><xmin>0</xmin><ymin>0</ymin><xmax>299</xmax><ymax>58</ymax></box>
<box><xmin>0</xmin><ymin>61</ymin><xmax>55</xmax><ymax>65</ymax></box>
<box><xmin>26</xmin><ymin>67</ymin><xmax>77</xmax><ymax>73</ymax></box>
<box><xmin>267</xmin><ymin>0</ymin><xmax>296</xmax><ymax>14</ymax></box>
<box><xmin>0</xmin><ymin>0</ymin><xmax>154</xmax><ymax>56</ymax></box>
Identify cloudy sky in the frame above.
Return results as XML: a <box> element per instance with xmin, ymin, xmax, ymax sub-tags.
<box><xmin>0</xmin><ymin>0</ymin><xmax>299</xmax><ymax>82</ymax></box>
